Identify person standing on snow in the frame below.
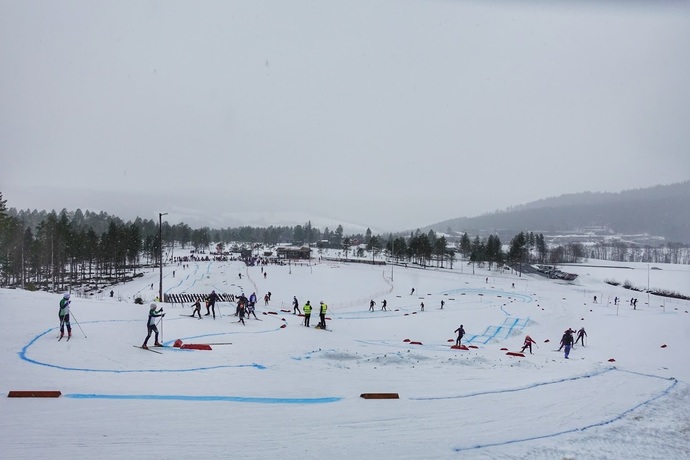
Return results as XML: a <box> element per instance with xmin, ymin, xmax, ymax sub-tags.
<box><xmin>558</xmin><ymin>328</ymin><xmax>575</xmax><ymax>351</ymax></box>
<box><xmin>142</xmin><ymin>303</ymin><xmax>165</xmax><ymax>349</ymax></box>
<box><xmin>420</xmin><ymin>301</ymin><xmax>425</xmax><ymax>312</ymax></box>
<box><xmin>206</xmin><ymin>290</ymin><xmax>219</xmax><ymax>319</ymax></box>
<box><xmin>293</xmin><ymin>296</ymin><xmax>300</xmax><ymax>314</ymax></box>
<box><xmin>381</xmin><ymin>299</ymin><xmax>387</xmax><ymax>311</ymax></box>
<box><xmin>369</xmin><ymin>300</ymin><xmax>376</xmax><ymax>312</ymax></box>
<box><xmin>318</xmin><ymin>301</ymin><xmax>328</xmax><ymax>329</ymax></box>
<box><xmin>58</xmin><ymin>293</ymin><xmax>72</xmax><ymax>340</ymax></box>
<box><xmin>303</xmin><ymin>301</ymin><xmax>312</xmax><ymax>327</ymax></box>
<box><xmin>521</xmin><ymin>335</ymin><xmax>537</xmax><ymax>354</ymax></box>
<box><xmin>454</xmin><ymin>325</ymin><xmax>465</xmax><ymax>346</ymax></box>
<box><xmin>562</xmin><ymin>329</ymin><xmax>574</xmax><ymax>359</ymax></box>
<box><xmin>575</xmin><ymin>327</ymin><xmax>587</xmax><ymax>347</ymax></box>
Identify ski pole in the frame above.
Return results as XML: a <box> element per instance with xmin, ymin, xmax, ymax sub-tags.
<box><xmin>69</xmin><ymin>311</ymin><xmax>88</xmax><ymax>338</ymax></box>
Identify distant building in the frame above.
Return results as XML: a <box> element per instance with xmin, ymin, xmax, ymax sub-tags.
<box><xmin>276</xmin><ymin>246</ymin><xmax>311</xmax><ymax>260</ymax></box>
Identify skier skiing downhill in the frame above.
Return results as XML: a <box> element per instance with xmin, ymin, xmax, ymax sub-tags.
<box><xmin>58</xmin><ymin>293</ymin><xmax>72</xmax><ymax>340</ymax></box>
<box><xmin>142</xmin><ymin>303</ymin><xmax>165</xmax><ymax>349</ymax></box>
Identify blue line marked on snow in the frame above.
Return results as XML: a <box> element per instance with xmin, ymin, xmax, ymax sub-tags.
<box><xmin>412</xmin><ymin>367</ymin><xmax>616</xmax><ymax>401</ymax></box>
<box><xmin>19</xmin><ymin>328</ymin><xmax>267</xmax><ymax>373</ymax></box>
<box><xmin>64</xmin><ymin>394</ymin><xmax>342</xmax><ymax>404</ymax></box>
<box><xmin>446</xmin><ymin>368</ymin><xmax>677</xmax><ymax>453</ymax></box>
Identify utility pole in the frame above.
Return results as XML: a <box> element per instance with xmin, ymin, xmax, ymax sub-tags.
<box><xmin>159</xmin><ymin>212</ymin><xmax>168</xmax><ymax>303</ymax></box>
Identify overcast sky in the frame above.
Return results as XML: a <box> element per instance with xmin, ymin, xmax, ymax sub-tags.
<box><xmin>2</xmin><ymin>1</ymin><xmax>689</xmax><ymax>232</ymax></box>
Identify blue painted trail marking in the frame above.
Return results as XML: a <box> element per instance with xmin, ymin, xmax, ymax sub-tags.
<box><xmin>18</xmin><ymin>324</ymin><xmax>269</xmax><ymax>373</ymax></box>
<box><xmin>64</xmin><ymin>393</ymin><xmax>341</xmax><ymax>404</ymax></box>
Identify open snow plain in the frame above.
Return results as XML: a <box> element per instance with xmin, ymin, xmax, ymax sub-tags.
<box><xmin>2</xmin><ymin>253</ymin><xmax>689</xmax><ymax>459</ymax></box>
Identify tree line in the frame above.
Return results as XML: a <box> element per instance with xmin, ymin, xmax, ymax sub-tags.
<box><xmin>0</xmin><ymin>194</ymin><xmax>687</xmax><ymax>293</ymax></box>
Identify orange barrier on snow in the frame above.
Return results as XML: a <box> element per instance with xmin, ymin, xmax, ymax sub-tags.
<box><xmin>8</xmin><ymin>391</ymin><xmax>61</xmax><ymax>398</ymax></box>
<box><xmin>500</xmin><ymin>347</ymin><xmax>508</xmax><ymax>351</ymax></box>
<box><xmin>280</xmin><ymin>324</ymin><xmax>287</xmax><ymax>329</ymax></box>
<box><xmin>451</xmin><ymin>345</ymin><xmax>468</xmax><ymax>350</ymax></box>
<box><xmin>608</xmin><ymin>358</ymin><xmax>616</xmax><ymax>362</ymax></box>
<box><xmin>447</xmin><ymin>339</ymin><xmax>454</xmax><ymax>343</ymax></box>
<box><xmin>403</xmin><ymin>339</ymin><xmax>410</xmax><ymax>342</ymax></box>
<box><xmin>173</xmin><ymin>339</ymin><xmax>183</xmax><ymax>348</ymax></box>
<box><xmin>506</xmin><ymin>352</ymin><xmax>525</xmax><ymax>357</ymax></box>
<box><xmin>180</xmin><ymin>344</ymin><xmax>213</xmax><ymax>350</ymax></box>
<box><xmin>661</xmin><ymin>344</ymin><xmax>668</xmax><ymax>348</ymax></box>
<box><xmin>409</xmin><ymin>341</ymin><xmax>423</xmax><ymax>345</ymax></box>
<box><xmin>267</xmin><ymin>311</ymin><xmax>278</xmax><ymax>315</ymax></box>
<box><xmin>468</xmin><ymin>345</ymin><xmax>478</xmax><ymax>349</ymax></box>
<box><xmin>544</xmin><ymin>339</ymin><xmax>550</xmax><ymax>343</ymax></box>
<box><xmin>360</xmin><ymin>393</ymin><xmax>399</xmax><ymax>399</ymax></box>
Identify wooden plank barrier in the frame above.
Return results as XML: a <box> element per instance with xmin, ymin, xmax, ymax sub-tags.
<box><xmin>8</xmin><ymin>391</ymin><xmax>62</xmax><ymax>398</ymax></box>
<box><xmin>360</xmin><ymin>393</ymin><xmax>399</xmax><ymax>400</ymax></box>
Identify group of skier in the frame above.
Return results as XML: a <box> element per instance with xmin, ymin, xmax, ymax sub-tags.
<box><xmin>516</xmin><ymin>327</ymin><xmax>587</xmax><ymax>358</ymax></box>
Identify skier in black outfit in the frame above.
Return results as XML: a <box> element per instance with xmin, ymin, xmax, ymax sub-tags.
<box><xmin>206</xmin><ymin>290</ymin><xmax>218</xmax><ymax>319</ymax></box>
<box><xmin>191</xmin><ymin>298</ymin><xmax>202</xmax><ymax>319</ymax></box>
<box><xmin>293</xmin><ymin>296</ymin><xmax>300</xmax><ymax>315</ymax></box>
<box><xmin>381</xmin><ymin>299</ymin><xmax>387</xmax><ymax>311</ymax></box>
<box><xmin>369</xmin><ymin>300</ymin><xmax>376</xmax><ymax>312</ymax></box>
<box><xmin>454</xmin><ymin>325</ymin><xmax>465</xmax><ymax>346</ymax></box>
<box><xmin>574</xmin><ymin>327</ymin><xmax>587</xmax><ymax>347</ymax></box>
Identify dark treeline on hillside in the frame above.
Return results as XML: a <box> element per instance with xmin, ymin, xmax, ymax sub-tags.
<box><xmin>431</xmin><ymin>181</ymin><xmax>690</xmax><ymax>244</ymax></box>
<box><xmin>0</xmin><ymin>193</ymin><xmax>688</xmax><ymax>292</ymax></box>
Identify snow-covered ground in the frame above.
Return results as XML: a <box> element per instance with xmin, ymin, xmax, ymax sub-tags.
<box><xmin>1</xmin><ymin>251</ymin><xmax>689</xmax><ymax>459</ymax></box>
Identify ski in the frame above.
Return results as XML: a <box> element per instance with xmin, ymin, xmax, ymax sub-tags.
<box><xmin>133</xmin><ymin>345</ymin><xmax>162</xmax><ymax>354</ymax></box>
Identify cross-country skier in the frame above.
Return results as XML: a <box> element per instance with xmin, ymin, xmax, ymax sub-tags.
<box><xmin>369</xmin><ymin>300</ymin><xmax>376</xmax><ymax>312</ymax></box>
<box><xmin>410</xmin><ymin>287</ymin><xmax>415</xmax><ymax>295</ymax></box>
<box><xmin>191</xmin><ymin>298</ymin><xmax>202</xmax><ymax>319</ymax></box>
<box><xmin>237</xmin><ymin>302</ymin><xmax>246</xmax><ymax>325</ymax></box>
<box><xmin>420</xmin><ymin>301</ymin><xmax>425</xmax><ymax>312</ymax></box>
<box><xmin>247</xmin><ymin>302</ymin><xmax>258</xmax><ymax>320</ymax></box>
<box><xmin>381</xmin><ymin>299</ymin><xmax>387</xmax><ymax>311</ymax></box>
<box><xmin>58</xmin><ymin>293</ymin><xmax>72</xmax><ymax>340</ymax></box>
<box><xmin>575</xmin><ymin>327</ymin><xmax>587</xmax><ymax>347</ymax></box>
<box><xmin>521</xmin><ymin>335</ymin><xmax>536</xmax><ymax>354</ymax></box>
<box><xmin>303</xmin><ymin>301</ymin><xmax>312</xmax><ymax>327</ymax></box>
<box><xmin>142</xmin><ymin>303</ymin><xmax>165</xmax><ymax>349</ymax></box>
<box><xmin>293</xmin><ymin>296</ymin><xmax>300</xmax><ymax>315</ymax></box>
<box><xmin>454</xmin><ymin>325</ymin><xmax>465</xmax><ymax>346</ymax></box>
<box><xmin>441</xmin><ymin>300</ymin><xmax>445</xmax><ymax>309</ymax></box>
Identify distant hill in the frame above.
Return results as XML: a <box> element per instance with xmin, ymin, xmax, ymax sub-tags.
<box><xmin>427</xmin><ymin>181</ymin><xmax>690</xmax><ymax>244</ymax></box>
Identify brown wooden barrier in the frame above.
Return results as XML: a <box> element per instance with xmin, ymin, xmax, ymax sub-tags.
<box><xmin>8</xmin><ymin>391</ymin><xmax>62</xmax><ymax>398</ymax></box>
<box><xmin>360</xmin><ymin>393</ymin><xmax>399</xmax><ymax>399</ymax></box>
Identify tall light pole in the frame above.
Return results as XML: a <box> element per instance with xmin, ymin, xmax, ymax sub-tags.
<box><xmin>159</xmin><ymin>212</ymin><xmax>168</xmax><ymax>303</ymax></box>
